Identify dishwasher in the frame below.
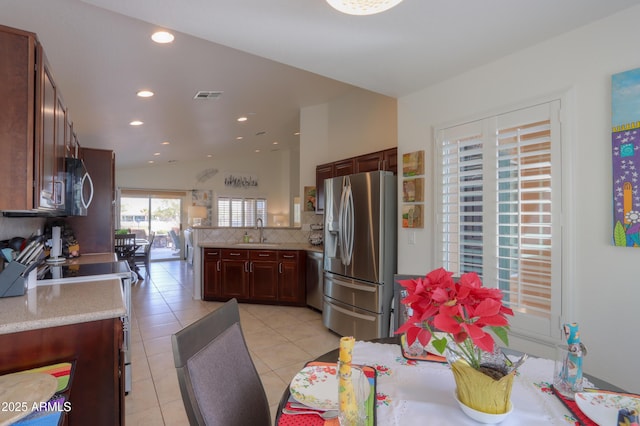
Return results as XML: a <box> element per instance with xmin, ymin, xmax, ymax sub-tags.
<box><xmin>306</xmin><ymin>251</ymin><xmax>323</xmax><ymax>311</ymax></box>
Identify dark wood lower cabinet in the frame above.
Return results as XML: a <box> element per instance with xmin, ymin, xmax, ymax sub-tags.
<box><xmin>203</xmin><ymin>248</ymin><xmax>306</xmax><ymax>306</ymax></box>
<box><xmin>0</xmin><ymin>318</ymin><xmax>124</xmax><ymax>426</ymax></box>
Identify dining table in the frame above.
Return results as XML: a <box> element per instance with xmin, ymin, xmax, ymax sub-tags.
<box><xmin>276</xmin><ymin>336</ymin><xmax>631</xmax><ymax>426</ymax></box>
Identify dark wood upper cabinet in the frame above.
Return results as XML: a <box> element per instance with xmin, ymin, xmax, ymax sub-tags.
<box><xmin>315</xmin><ymin>147</ymin><xmax>397</xmax><ymax>213</ymax></box>
<box><xmin>0</xmin><ymin>24</ymin><xmax>83</xmax><ymax>214</ymax></box>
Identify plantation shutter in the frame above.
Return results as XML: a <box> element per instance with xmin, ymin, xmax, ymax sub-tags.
<box><xmin>436</xmin><ymin>100</ymin><xmax>562</xmax><ymax>341</ymax></box>
<box><xmin>217</xmin><ymin>196</ymin><xmax>267</xmax><ymax>227</ymax></box>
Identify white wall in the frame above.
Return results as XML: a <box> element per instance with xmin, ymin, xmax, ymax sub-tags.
<box><xmin>116</xmin><ymin>149</ymin><xmax>295</xmax><ymax>226</ymax></box>
<box><xmin>398</xmin><ymin>6</ymin><xmax>640</xmax><ymax>392</ymax></box>
<box><xmin>299</xmin><ymin>89</ymin><xmax>398</xmax><ymax>192</ymax></box>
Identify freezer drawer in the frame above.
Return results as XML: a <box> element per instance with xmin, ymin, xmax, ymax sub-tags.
<box><xmin>322</xmin><ymin>296</ymin><xmax>384</xmax><ymax>340</ymax></box>
<box><xmin>324</xmin><ymin>271</ymin><xmax>381</xmax><ymax>313</ymax></box>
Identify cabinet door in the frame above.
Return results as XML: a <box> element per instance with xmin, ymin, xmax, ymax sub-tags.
<box><xmin>36</xmin><ymin>50</ymin><xmax>60</xmax><ymax>210</ymax></box>
<box><xmin>202</xmin><ymin>249</ymin><xmax>221</xmax><ymax>300</ymax></box>
<box><xmin>383</xmin><ymin>148</ymin><xmax>397</xmax><ymax>174</ymax></box>
<box><xmin>0</xmin><ymin>27</ymin><xmax>36</xmax><ymax>210</ymax></box>
<box><xmin>315</xmin><ymin>163</ymin><xmax>333</xmax><ymax>214</ymax></box>
<box><xmin>355</xmin><ymin>151</ymin><xmax>384</xmax><ymax>173</ymax></box>
<box><xmin>278</xmin><ymin>251</ymin><xmax>304</xmax><ymax>304</ymax></box>
<box><xmin>334</xmin><ymin>158</ymin><xmax>355</xmax><ymax>177</ymax></box>
<box><xmin>221</xmin><ymin>250</ymin><xmax>249</xmax><ymax>299</ymax></box>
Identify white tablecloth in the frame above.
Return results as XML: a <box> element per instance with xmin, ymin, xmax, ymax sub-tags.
<box><xmin>350</xmin><ymin>341</ymin><xmax>589</xmax><ymax>425</ymax></box>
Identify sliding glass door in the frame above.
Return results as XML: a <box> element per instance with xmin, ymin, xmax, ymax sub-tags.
<box><xmin>119</xmin><ymin>193</ymin><xmax>184</xmax><ymax>261</ymax></box>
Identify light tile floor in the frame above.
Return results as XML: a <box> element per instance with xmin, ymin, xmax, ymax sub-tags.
<box><xmin>125</xmin><ymin>260</ymin><xmax>341</xmax><ymax>425</ymax></box>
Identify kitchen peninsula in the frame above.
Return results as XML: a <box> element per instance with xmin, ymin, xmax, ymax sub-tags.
<box><xmin>0</xmin><ymin>278</ymin><xmax>126</xmax><ymax>425</ymax></box>
<box><xmin>200</xmin><ymin>242</ymin><xmax>319</xmax><ymax>306</ymax></box>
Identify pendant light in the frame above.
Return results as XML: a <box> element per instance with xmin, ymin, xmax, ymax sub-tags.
<box><xmin>326</xmin><ymin>0</ymin><xmax>403</xmax><ymax>16</ymax></box>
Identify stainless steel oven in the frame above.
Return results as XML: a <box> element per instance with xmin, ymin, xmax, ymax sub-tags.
<box><xmin>37</xmin><ymin>261</ymin><xmax>135</xmax><ymax>393</ymax></box>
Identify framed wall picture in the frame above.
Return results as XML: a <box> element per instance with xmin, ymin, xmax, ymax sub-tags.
<box><xmin>402</xmin><ymin>150</ymin><xmax>424</xmax><ymax>177</ymax></box>
<box><xmin>402</xmin><ymin>178</ymin><xmax>424</xmax><ymax>202</ymax></box>
<box><xmin>402</xmin><ymin>204</ymin><xmax>423</xmax><ymax>228</ymax></box>
<box><xmin>304</xmin><ymin>186</ymin><xmax>316</xmax><ymax>212</ymax></box>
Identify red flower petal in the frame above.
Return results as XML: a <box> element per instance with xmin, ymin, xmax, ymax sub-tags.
<box><xmin>433</xmin><ymin>313</ymin><xmax>461</xmax><ymax>333</ymax></box>
<box><xmin>474</xmin><ymin>298</ymin><xmax>501</xmax><ymax>317</ymax></box>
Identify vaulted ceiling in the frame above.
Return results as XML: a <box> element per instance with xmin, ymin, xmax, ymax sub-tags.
<box><xmin>3</xmin><ymin>0</ymin><xmax>639</xmax><ymax>168</ymax></box>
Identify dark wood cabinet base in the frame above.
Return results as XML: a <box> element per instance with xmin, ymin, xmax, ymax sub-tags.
<box><xmin>0</xmin><ymin>318</ymin><xmax>124</xmax><ymax>426</ymax></box>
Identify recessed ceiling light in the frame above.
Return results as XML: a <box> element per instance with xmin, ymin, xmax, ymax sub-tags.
<box><xmin>273</xmin><ymin>141</ymin><xmax>279</xmax><ymax>145</ymax></box>
<box><xmin>294</xmin><ymin>132</ymin><xmax>300</xmax><ymax>136</ymax></box>
<box><xmin>151</xmin><ymin>31</ymin><xmax>174</xmax><ymax>43</ymax></box>
<box><xmin>326</xmin><ymin>0</ymin><xmax>403</xmax><ymax>15</ymax></box>
<box><xmin>207</xmin><ymin>154</ymin><xmax>213</xmax><ymax>158</ymax></box>
<box><xmin>129</xmin><ymin>120</ymin><xmax>144</xmax><ymax>126</ymax></box>
<box><xmin>148</xmin><ymin>160</ymin><xmax>155</xmax><ymax>164</ymax></box>
<box><xmin>137</xmin><ymin>90</ymin><xmax>154</xmax><ymax>98</ymax></box>
<box><xmin>236</xmin><ymin>136</ymin><xmax>243</xmax><ymax>140</ymax></box>
<box><xmin>237</xmin><ymin>116</ymin><xmax>248</xmax><ymax>122</ymax></box>
<box><xmin>154</xmin><ymin>152</ymin><xmax>160</xmax><ymax>156</ymax></box>
<box><xmin>255</xmin><ymin>149</ymin><xmax>261</xmax><ymax>153</ymax></box>
<box><xmin>162</xmin><ymin>141</ymin><xmax>170</xmax><ymax>145</ymax></box>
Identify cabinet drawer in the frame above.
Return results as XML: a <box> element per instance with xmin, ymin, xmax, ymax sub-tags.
<box><xmin>203</xmin><ymin>248</ymin><xmax>221</xmax><ymax>258</ymax></box>
<box><xmin>278</xmin><ymin>251</ymin><xmax>299</xmax><ymax>261</ymax></box>
<box><xmin>250</xmin><ymin>250</ymin><xmax>277</xmax><ymax>260</ymax></box>
<box><xmin>222</xmin><ymin>249</ymin><xmax>249</xmax><ymax>259</ymax></box>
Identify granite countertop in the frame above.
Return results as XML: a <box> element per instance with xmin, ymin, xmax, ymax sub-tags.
<box><xmin>199</xmin><ymin>242</ymin><xmax>323</xmax><ymax>253</ymax></box>
<box><xmin>0</xmin><ymin>278</ymin><xmax>126</xmax><ymax>335</ymax></box>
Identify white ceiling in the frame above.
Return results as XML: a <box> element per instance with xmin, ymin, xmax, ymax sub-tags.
<box><xmin>3</xmin><ymin>0</ymin><xmax>639</xmax><ymax>169</ymax></box>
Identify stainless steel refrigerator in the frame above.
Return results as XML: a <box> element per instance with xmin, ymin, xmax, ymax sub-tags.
<box><xmin>322</xmin><ymin>170</ymin><xmax>397</xmax><ymax>340</ymax></box>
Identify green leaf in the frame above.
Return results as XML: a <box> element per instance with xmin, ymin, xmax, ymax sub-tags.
<box><xmin>491</xmin><ymin>326</ymin><xmax>510</xmax><ymax>347</ymax></box>
<box><xmin>614</xmin><ymin>221</ymin><xmax>627</xmax><ymax>246</ymax></box>
<box><xmin>432</xmin><ymin>336</ymin><xmax>448</xmax><ymax>354</ymax></box>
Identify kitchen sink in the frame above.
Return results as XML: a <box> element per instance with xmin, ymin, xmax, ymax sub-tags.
<box><xmin>233</xmin><ymin>243</ymin><xmax>281</xmax><ymax>248</ymax></box>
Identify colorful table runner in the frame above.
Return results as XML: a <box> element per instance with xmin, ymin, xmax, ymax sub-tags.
<box><xmin>278</xmin><ymin>361</ymin><xmax>376</xmax><ymax>426</ymax></box>
<box><xmin>11</xmin><ymin>362</ymin><xmax>74</xmax><ymax>426</ymax></box>
<box><xmin>349</xmin><ymin>341</ymin><xmax>595</xmax><ymax>425</ymax></box>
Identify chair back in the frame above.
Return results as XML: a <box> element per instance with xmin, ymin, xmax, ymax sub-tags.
<box><xmin>171</xmin><ymin>299</ymin><xmax>271</xmax><ymax>426</ymax></box>
<box><xmin>114</xmin><ymin>233</ymin><xmax>136</xmax><ymax>259</ymax></box>
<box><xmin>144</xmin><ymin>232</ymin><xmax>155</xmax><ymax>256</ymax></box>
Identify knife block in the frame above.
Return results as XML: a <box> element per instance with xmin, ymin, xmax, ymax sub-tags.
<box><xmin>0</xmin><ymin>261</ymin><xmax>27</xmax><ymax>298</ymax></box>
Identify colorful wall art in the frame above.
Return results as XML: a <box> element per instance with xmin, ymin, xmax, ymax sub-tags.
<box><xmin>612</xmin><ymin>68</ymin><xmax>640</xmax><ymax>247</ymax></box>
<box><xmin>402</xmin><ymin>150</ymin><xmax>425</xmax><ymax>228</ymax></box>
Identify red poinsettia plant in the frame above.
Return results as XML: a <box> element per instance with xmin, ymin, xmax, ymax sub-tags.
<box><xmin>396</xmin><ymin>267</ymin><xmax>514</xmax><ymax>369</ymax></box>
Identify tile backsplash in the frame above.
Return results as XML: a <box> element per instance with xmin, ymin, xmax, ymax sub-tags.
<box><xmin>0</xmin><ymin>217</ymin><xmax>45</xmax><ymax>241</ymax></box>
<box><xmin>195</xmin><ymin>211</ymin><xmax>323</xmax><ymax>245</ymax></box>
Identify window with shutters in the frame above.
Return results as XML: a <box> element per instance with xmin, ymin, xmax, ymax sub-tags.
<box><xmin>217</xmin><ymin>197</ymin><xmax>267</xmax><ymax>227</ymax></box>
<box><xmin>435</xmin><ymin>100</ymin><xmax>563</xmax><ymax>341</ymax></box>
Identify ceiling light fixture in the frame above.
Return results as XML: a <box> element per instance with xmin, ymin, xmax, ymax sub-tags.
<box><xmin>237</xmin><ymin>116</ymin><xmax>248</xmax><ymax>122</ymax></box>
<box><xmin>129</xmin><ymin>120</ymin><xmax>143</xmax><ymax>126</ymax></box>
<box><xmin>137</xmin><ymin>90</ymin><xmax>154</xmax><ymax>98</ymax></box>
<box><xmin>326</xmin><ymin>0</ymin><xmax>403</xmax><ymax>15</ymax></box>
<box><xmin>151</xmin><ymin>31</ymin><xmax>174</xmax><ymax>43</ymax></box>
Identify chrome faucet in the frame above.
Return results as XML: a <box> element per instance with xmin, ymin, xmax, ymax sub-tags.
<box><xmin>256</xmin><ymin>218</ymin><xmax>265</xmax><ymax>243</ymax></box>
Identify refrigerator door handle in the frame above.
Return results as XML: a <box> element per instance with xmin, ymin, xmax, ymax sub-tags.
<box><xmin>344</xmin><ymin>182</ymin><xmax>354</xmax><ymax>265</ymax></box>
<box><xmin>327</xmin><ymin>301</ymin><xmax>377</xmax><ymax>321</ymax></box>
<box><xmin>338</xmin><ymin>178</ymin><xmax>348</xmax><ymax>265</ymax></box>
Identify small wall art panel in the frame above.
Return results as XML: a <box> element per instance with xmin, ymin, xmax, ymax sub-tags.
<box><xmin>612</xmin><ymin>68</ymin><xmax>640</xmax><ymax>247</ymax></box>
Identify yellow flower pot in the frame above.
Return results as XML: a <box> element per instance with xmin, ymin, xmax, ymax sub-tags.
<box><xmin>450</xmin><ymin>359</ymin><xmax>515</xmax><ymax>414</ymax></box>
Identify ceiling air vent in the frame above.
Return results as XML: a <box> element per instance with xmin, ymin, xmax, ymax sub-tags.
<box><xmin>193</xmin><ymin>91</ymin><xmax>223</xmax><ymax>100</ymax></box>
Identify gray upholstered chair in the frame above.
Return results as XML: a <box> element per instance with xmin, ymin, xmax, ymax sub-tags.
<box><xmin>171</xmin><ymin>298</ymin><xmax>271</xmax><ymax>426</ymax></box>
